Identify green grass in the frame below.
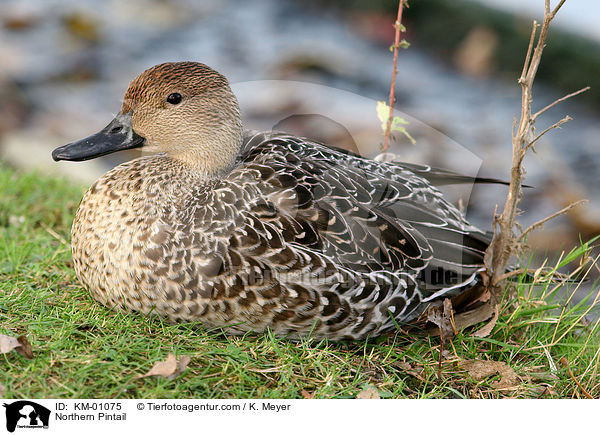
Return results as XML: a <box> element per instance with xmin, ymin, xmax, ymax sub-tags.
<box><xmin>0</xmin><ymin>164</ymin><xmax>598</xmax><ymax>399</ymax></box>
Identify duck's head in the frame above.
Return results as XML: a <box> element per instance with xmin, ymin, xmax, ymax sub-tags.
<box><xmin>52</xmin><ymin>62</ymin><xmax>243</xmax><ymax>175</ymax></box>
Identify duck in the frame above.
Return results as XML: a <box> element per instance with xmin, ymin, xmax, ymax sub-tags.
<box><xmin>52</xmin><ymin>61</ymin><xmax>498</xmax><ymax>340</ymax></box>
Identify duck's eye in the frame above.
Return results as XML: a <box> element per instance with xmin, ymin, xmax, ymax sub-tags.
<box><xmin>166</xmin><ymin>93</ymin><xmax>182</xmax><ymax>105</ymax></box>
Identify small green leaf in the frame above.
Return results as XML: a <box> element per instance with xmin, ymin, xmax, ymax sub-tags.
<box><xmin>376</xmin><ymin>101</ymin><xmax>416</xmax><ymax>144</ymax></box>
<box><xmin>376</xmin><ymin>101</ymin><xmax>391</xmax><ymax>130</ymax></box>
<box><xmin>393</xmin><ymin>125</ymin><xmax>417</xmax><ymax>144</ymax></box>
<box><xmin>399</xmin><ymin>39</ymin><xmax>410</xmax><ymax>49</ymax></box>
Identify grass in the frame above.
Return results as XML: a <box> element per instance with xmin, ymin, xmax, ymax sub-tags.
<box><xmin>0</xmin><ymin>163</ymin><xmax>598</xmax><ymax>399</ymax></box>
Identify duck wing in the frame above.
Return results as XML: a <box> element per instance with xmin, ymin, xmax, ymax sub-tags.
<box><xmin>387</xmin><ymin>161</ymin><xmax>510</xmax><ymax>187</ymax></box>
<box><xmin>175</xmin><ymin>132</ymin><xmax>493</xmax><ymax>338</ymax></box>
<box><xmin>238</xmin><ymin>132</ymin><xmax>489</xmax><ymax>301</ymax></box>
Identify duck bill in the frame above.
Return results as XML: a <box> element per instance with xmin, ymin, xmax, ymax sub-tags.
<box><xmin>52</xmin><ymin>112</ymin><xmax>145</xmax><ymax>162</ymax></box>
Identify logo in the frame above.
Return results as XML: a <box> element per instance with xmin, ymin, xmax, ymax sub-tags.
<box><xmin>3</xmin><ymin>401</ymin><xmax>50</xmax><ymax>432</ymax></box>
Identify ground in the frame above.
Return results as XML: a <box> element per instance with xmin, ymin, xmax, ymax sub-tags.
<box><xmin>0</xmin><ymin>164</ymin><xmax>598</xmax><ymax>399</ymax></box>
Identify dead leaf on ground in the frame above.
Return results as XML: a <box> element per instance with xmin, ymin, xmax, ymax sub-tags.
<box><xmin>471</xmin><ymin>304</ymin><xmax>499</xmax><ymax>338</ymax></box>
<box><xmin>396</xmin><ymin>361</ymin><xmax>412</xmax><ymax>371</ymax></box>
<box><xmin>464</xmin><ymin>287</ymin><xmax>491</xmax><ymax>309</ymax></box>
<box><xmin>427</xmin><ymin>299</ymin><xmax>456</xmax><ymax>343</ymax></box>
<box><xmin>0</xmin><ymin>335</ymin><xmax>21</xmax><ymax>354</ymax></box>
<box><xmin>395</xmin><ymin>361</ymin><xmax>426</xmax><ymax>381</ymax></box>
<box><xmin>540</xmin><ymin>386</ymin><xmax>559</xmax><ymax>398</ymax></box>
<box><xmin>0</xmin><ymin>334</ymin><xmax>33</xmax><ymax>359</ymax></box>
<box><xmin>16</xmin><ymin>336</ymin><xmax>33</xmax><ymax>359</ymax></box>
<box><xmin>356</xmin><ymin>387</ymin><xmax>380</xmax><ymax>399</ymax></box>
<box><xmin>461</xmin><ymin>360</ymin><xmax>519</xmax><ymax>389</ymax></box>
<box><xmin>135</xmin><ymin>354</ymin><xmax>191</xmax><ymax>380</ymax></box>
<box><xmin>450</xmin><ymin>284</ymin><xmax>489</xmax><ymax>311</ymax></box>
<box><xmin>301</xmin><ymin>389</ymin><xmax>314</xmax><ymax>399</ymax></box>
<box><xmin>454</xmin><ymin>300</ymin><xmax>495</xmax><ymax>331</ymax></box>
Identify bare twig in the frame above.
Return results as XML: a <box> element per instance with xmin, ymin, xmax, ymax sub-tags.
<box><xmin>494</xmin><ymin>268</ymin><xmax>531</xmax><ymax>282</ymax></box>
<box><xmin>518</xmin><ymin>199</ymin><xmax>587</xmax><ymax>243</ymax></box>
<box><xmin>532</xmin><ymin>86</ymin><xmax>590</xmax><ymax>121</ymax></box>
<box><xmin>549</xmin><ymin>0</ymin><xmax>567</xmax><ymax>18</ymax></box>
<box><xmin>525</xmin><ymin>115</ymin><xmax>571</xmax><ymax>152</ymax></box>
<box><xmin>483</xmin><ymin>0</ymin><xmax>585</xmax><ymax>290</ymax></box>
<box><xmin>382</xmin><ymin>0</ymin><xmax>406</xmax><ymax>153</ymax></box>
<box><xmin>494</xmin><ymin>264</ymin><xmax>576</xmax><ymax>284</ymax></box>
<box><xmin>519</xmin><ymin>20</ymin><xmax>538</xmax><ymax>82</ymax></box>
<box><xmin>437</xmin><ymin>341</ymin><xmax>443</xmax><ymax>380</ymax></box>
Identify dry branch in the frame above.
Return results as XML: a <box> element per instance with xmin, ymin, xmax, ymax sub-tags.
<box><xmin>532</xmin><ymin>86</ymin><xmax>590</xmax><ymax>121</ymax></box>
<box><xmin>525</xmin><ymin>115</ymin><xmax>571</xmax><ymax>152</ymax></box>
<box><xmin>483</xmin><ymin>0</ymin><xmax>588</xmax><ymax>290</ymax></box>
<box><xmin>382</xmin><ymin>0</ymin><xmax>407</xmax><ymax>153</ymax></box>
<box><xmin>518</xmin><ymin>199</ymin><xmax>587</xmax><ymax>243</ymax></box>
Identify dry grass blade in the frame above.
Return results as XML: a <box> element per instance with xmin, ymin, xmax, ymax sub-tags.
<box><xmin>550</xmin><ymin>254</ymin><xmax>600</xmax><ymax>347</ymax></box>
<box><xmin>582</xmin><ymin>342</ymin><xmax>600</xmax><ymax>393</ymax></box>
<box><xmin>560</xmin><ymin>358</ymin><xmax>594</xmax><ymax>399</ymax></box>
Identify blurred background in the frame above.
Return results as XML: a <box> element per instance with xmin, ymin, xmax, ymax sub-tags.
<box><xmin>0</xmin><ymin>0</ymin><xmax>598</xmax><ymax>288</ymax></box>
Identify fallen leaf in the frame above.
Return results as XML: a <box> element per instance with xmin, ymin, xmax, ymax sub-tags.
<box><xmin>0</xmin><ymin>334</ymin><xmax>21</xmax><ymax>354</ymax></box>
<box><xmin>427</xmin><ymin>299</ymin><xmax>456</xmax><ymax>343</ymax></box>
<box><xmin>474</xmin><ymin>290</ymin><xmax>491</xmax><ymax>304</ymax></box>
<box><xmin>461</xmin><ymin>360</ymin><xmax>519</xmax><ymax>389</ymax></box>
<box><xmin>396</xmin><ymin>361</ymin><xmax>412</xmax><ymax>371</ymax></box>
<box><xmin>453</xmin><ymin>299</ymin><xmax>495</xmax><ymax>331</ymax></box>
<box><xmin>135</xmin><ymin>354</ymin><xmax>190</xmax><ymax>380</ymax></box>
<box><xmin>394</xmin><ymin>361</ymin><xmax>426</xmax><ymax>380</ymax></box>
<box><xmin>0</xmin><ymin>334</ymin><xmax>32</xmax><ymax>358</ymax></box>
<box><xmin>451</xmin><ymin>284</ymin><xmax>489</xmax><ymax>310</ymax></box>
<box><xmin>8</xmin><ymin>215</ymin><xmax>25</xmax><ymax>227</ymax></box>
<box><xmin>15</xmin><ymin>336</ymin><xmax>33</xmax><ymax>359</ymax></box>
<box><xmin>356</xmin><ymin>387</ymin><xmax>380</xmax><ymax>399</ymax></box>
<box><xmin>542</xmin><ymin>387</ymin><xmax>559</xmax><ymax>398</ymax></box>
<box><xmin>300</xmin><ymin>389</ymin><xmax>314</xmax><ymax>399</ymax></box>
<box><xmin>471</xmin><ymin>304</ymin><xmax>499</xmax><ymax>338</ymax></box>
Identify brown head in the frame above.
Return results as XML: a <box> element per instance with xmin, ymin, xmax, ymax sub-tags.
<box><xmin>52</xmin><ymin>62</ymin><xmax>243</xmax><ymax>175</ymax></box>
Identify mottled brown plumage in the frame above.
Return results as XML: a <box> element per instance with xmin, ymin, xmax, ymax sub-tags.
<box><xmin>55</xmin><ymin>62</ymin><xmax>493</xmax><ymax>340</ymax></box>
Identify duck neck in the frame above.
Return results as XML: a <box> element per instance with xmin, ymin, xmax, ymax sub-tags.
<box><xmin>171</xmin><ymin>122</ymin><xmax>243</xmax><ymax>177</ymax></box>
<box><xmin>170</xmin><ymin>90</ymin><xmax>244</xmax><ymax>177</ymax></box>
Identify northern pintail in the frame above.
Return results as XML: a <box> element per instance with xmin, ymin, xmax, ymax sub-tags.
<box><xmin>53</xmin><ymin>61</ymin><xmax>497</xmax><ymax>340</ymax></box>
